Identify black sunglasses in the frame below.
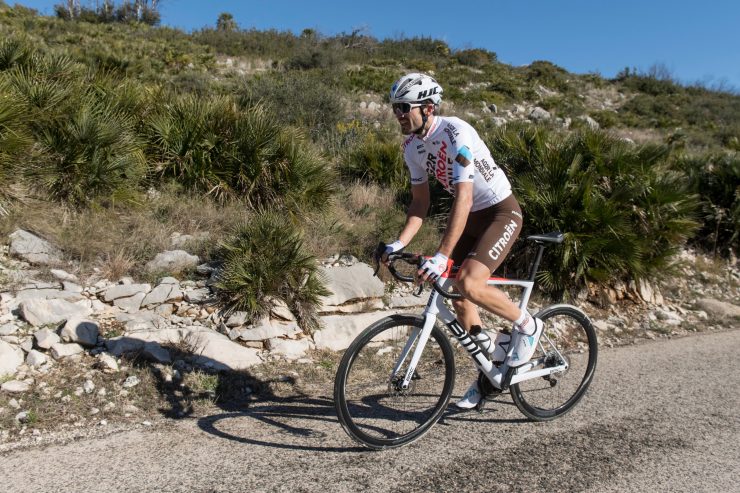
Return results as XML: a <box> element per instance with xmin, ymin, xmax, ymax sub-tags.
<box><xmin>392</xmin><ymin>102</ymin><xmax>424</xmax><ymax>114</ymax></box>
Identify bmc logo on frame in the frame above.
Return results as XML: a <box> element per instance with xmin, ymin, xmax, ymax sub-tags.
<box><xmin>417</xmin><ymin>87</ymin><xmax>439</xmax><ymax>99</ymax></box>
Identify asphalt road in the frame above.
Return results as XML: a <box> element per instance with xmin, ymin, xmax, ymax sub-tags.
<box><xmin>2</xmin><ymin>329</ymin><xmax>739</xmax><ymax>493</ymax></box>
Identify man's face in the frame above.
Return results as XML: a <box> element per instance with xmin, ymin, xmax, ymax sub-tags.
<box><xmin>393</xmin><ymin>103</ymin><xmax>427</xmax><ymax>135</ymax></box>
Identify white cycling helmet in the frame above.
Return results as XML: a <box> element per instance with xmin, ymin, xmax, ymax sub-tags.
<box><xmin>389</xmin><ymin>73</ymin><xmax>443</xmax><ymax>105</ymax></box>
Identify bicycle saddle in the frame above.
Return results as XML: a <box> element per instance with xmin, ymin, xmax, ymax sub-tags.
<box><xmin>526</xmin><ymin>231</ymin><xmax>564</xmax><ymax>244</ymax></box>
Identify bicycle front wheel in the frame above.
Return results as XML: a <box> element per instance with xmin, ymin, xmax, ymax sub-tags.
<box><xmin>333</xmin><ymin>315</ymin><xmax>455</xmax><ymax>450</ymax></box>
<box><xmin>510</xmin><ymin>304</ymin><xmax>597</xmax><ymax>421</ymax></box>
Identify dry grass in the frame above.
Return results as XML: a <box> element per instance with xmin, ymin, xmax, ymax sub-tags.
<box><xmin>303</xmin><ymin>181</ymin><xmax>443</xmax><ymax>261</ymax></box>
<box><xmin>0</xmin><ymin>189</ymin><xmax>247</xmax><ymax>283</ymax></box>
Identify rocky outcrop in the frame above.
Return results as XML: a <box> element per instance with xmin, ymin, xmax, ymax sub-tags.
<box><xmin>2</xmin><ymin>230</ymin><xmax>739</xmax><ymax>393</ymax></box>
<box><xmin>8</xmin><ymin>230</ymin><xmax>62</xmax><ymax>265</ymax></box>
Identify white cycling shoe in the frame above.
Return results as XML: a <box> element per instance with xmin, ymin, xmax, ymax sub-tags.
<box><xmin>508</xmin><ymin>317</ymin><xmax>544</xmax><ymax>367</ymax></box>
<box><xmin>455</xmin><ymin>380</ymin><xmax>481</xmax><ymax>409</ymax></box>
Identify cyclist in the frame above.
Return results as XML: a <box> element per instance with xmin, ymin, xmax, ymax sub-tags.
<box><xmin>381</xmin><ymin>73</ymin><xmax>543</xmax><ymax>409</ymax></box>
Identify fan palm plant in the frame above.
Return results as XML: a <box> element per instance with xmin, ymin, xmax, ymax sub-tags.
<box><xmin>148</xmin><ymin>96</ymin><xmax>335</xmax><ymax>214</ymax></box>
<box><xmin>213</xmin><ymin>209</ymin><xmax>329</xmax><ymax>333</ymax></box>
<box><xmin>0</xmin><ymin>79</ymin><xmax>31</xmax><ymax>215</ymax></box>
<box><xmin>488</xmin><ymin>124</ymin><xmax>698</xmax><ymax>294</ymax></box>
<box><xmin>29</xmin><ymin>98</ymin><xmax>147</xmax><ymax>206</ymax></box>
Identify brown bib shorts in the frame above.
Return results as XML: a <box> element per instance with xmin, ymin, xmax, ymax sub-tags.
<box><xmin>450</xmin><ymin>194</ymin><xmax>523</xmax><ymax>273</ymax></box>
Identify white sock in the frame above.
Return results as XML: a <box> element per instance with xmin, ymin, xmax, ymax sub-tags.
<box><xmin>514</xmin><ymin>310</ymin><xmax>535</xmax><ymax>335</ymax></box>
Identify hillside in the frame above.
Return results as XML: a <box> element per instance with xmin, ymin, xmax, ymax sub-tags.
<box><xmin>0</xmin><ymin>2</ymin><xmax>738</xmax><ymax>302</ymax></box>
<box><xmin>0</xmin><ymin>1</ymin><xmax>739</xmax><ymax>447</ymax></box>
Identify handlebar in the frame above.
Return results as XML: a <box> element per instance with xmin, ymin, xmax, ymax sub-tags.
<box><xmin>373</xmin><ymin>244</ymin><xmax>462</xmax><ymax>300</ymax></box>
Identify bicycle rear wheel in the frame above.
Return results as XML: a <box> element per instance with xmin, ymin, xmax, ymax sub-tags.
<box><xmin>510</xmin><ymin>304</ymin><xmax>597</xmax><ymax>421</ymax></box>
<box><xmin>334</xmin><ymin>315</ymin><xmax>455</xmax><ymax>449</ymax></box>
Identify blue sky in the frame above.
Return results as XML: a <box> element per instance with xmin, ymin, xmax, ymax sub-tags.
<box><xmin>12</xmin><ymin>0</ymin><xmax>740</xmax><ymax>90</ymax></box>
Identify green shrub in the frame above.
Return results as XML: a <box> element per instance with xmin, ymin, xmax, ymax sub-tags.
<box><xmin>344</xmin><ymin>66</ymin><xmax>396</xmax><ymax>94</ymax></box>
<box><xmin>238</xmin><ymin>70</ymin><xmax>345</xmax><ymax>139</ymax></box>
<box><xmin>29</xmin><ymin>98</ymin><xmax>146</xmax><ymax>206</ymax></box>
<box><xmin>488</xmin><ymin>124</ymin><xmax>699</xmax><ymax>293</ymax></box>
<box><xmin>213</xmin><ymin>210</ymin><xmax>329</xmax><ymax>332</ymax></box>
<box><xmin>0</xmin><ymin>79</ymin><xmax>31</xmax><ymax>214</ymax></box>
<box><xmin>676</xmin><ymin>153</ymin><xmax>740</xmax><ymax>255</ymax></box>
<box><xmin>0</xmin><ymin>36</ymin><xmax>34</xmax><ymax>70</ymax></box>
<box><xmin>342</xmin><ymin>133</ymin><xmax>407</xmax><ymax>191</ymax></box>
<box><xmin>455</xmin><ymin>48</ymin><xmax>496</xmax><ymax>67</ymax></box>
<box><xmin>526</xmin><ymin>61</ymin><xmax>570</xmax><ymax>92</ymax></box>
<box><xmin>148</xmin><ymin>96</ymin><xmax>335</xmax><ymax>213</ymax></box>
<box><xmin>590</xmin><ymin>110</ymin><xmax>620</xmax><ymax>128</ymax></box>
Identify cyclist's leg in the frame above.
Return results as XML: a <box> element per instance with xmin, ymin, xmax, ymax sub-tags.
<box><xmin>454</xmin><ymin>194</ymin><xmax>523</xmax><ymax>322</ymax></box>
<box><xmin>449</xmin><ymin>232</ymin><xmax>480</xmax><ymax>332</ymax></box>
<box><xmin>455</xmin><ymin>259</ymin><xmax>520</xmax><ymax>322</ymax></box>
<box><xmin>451</xmin><ymin>197</ymin><xmax>522</xmax><ymax>408</ymax></box>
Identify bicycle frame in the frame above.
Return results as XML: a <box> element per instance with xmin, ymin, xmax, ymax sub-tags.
<box><xmin>393</xmin><ymin>275</ymin><xmax>569</xmax><ymax>392</ymax></box>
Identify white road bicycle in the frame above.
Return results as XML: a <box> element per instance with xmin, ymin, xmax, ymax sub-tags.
<box><xmin>333</xmin><ymin>232</ymin><xmax>598</xmax><ymax>450</ymax></box>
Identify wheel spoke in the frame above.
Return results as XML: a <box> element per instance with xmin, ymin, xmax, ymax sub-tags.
<box><xmin>334</xmin><ymin>316</ymin><xmax>455</xmax><ymax>449</ymax></box>
<box><xmin>511</xmin><ymin>306</ymin><xmax>597</xmax><ymax>421</ymax></box>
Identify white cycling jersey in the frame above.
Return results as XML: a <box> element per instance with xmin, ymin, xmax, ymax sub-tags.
<box><xmin>402</xmin><ymin>116</ymin><xmax>512</xmax><ymax>211</ymax></box>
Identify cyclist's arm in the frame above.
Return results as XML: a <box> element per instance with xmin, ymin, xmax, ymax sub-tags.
<box><xmin>437</xmin><ymin>181</ymin><xmax>473</xmax><ymax>257</ymax></box>
<box><xmin>398</xmin><ymin>182</ymin><xmax>430</xmax><ymax>246</ymax></box>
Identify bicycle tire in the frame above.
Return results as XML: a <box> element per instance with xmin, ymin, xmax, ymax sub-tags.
<box><xmin>510</xmin><ymin>304</ymin><xmax>597</xmax><ymax>421</ymax></box>
<box><xmin>334</xmin><ymin>315</ymin><xmax>456</xmax><ymax>450</ymax></box>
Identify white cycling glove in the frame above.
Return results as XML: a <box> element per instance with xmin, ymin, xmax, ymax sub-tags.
<box><xmin>418</xmin><ymin>252</ymin><xmax>449</xmax><ymax>282</ymax></box>
<box><xmin>384</xmin><ymin>240</ymin><xmax>405</xmax><ymax>257</ymax></box>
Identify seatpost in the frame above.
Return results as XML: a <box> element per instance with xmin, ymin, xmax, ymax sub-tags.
<box><xmin>528</xmin><ymin>243</ymin><xmax>546</xmax><ymax>282</ymax></box>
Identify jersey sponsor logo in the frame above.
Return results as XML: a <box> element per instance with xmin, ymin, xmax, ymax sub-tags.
<box><xmin>410</xmin><ymin>176</ymin><xmax>425</xmax><ymax>183</ymax></box>
<box><xmin>443</xmin><ymin>124</ymin><xmax>459</xmax><ymax>145</ymax></box>
<box><xmin>488</xmin><ymin>219</ymin><xmax>519</xmax><ymax>261</ymax></box>
<box><xmin>435</xmin><ymin>141</ymin><xmax>449</xmax><ymax>187</ymax></box>
<box><xmin>425</xmin><ymin>153</ymin><xmax>436</xmax><ymax>174</ymax></box>
<box><xmin>475</xmin><ymin>157</ymin><xmax>498</xmax><ymax>182</ymax></box>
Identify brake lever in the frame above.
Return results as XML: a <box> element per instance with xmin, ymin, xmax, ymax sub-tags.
<box><xmin>412</xmin><ymin>283</ymin><xmax>424</xmax><ymax>297</ymax></box>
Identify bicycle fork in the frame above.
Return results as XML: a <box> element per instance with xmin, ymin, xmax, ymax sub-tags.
<box><xmin>393</xmin><ymin>289</ymin><xmax>508</xmax><ymax>391</ymax></box>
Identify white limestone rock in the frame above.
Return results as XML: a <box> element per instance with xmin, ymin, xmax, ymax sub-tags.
<box><xmin>145</xmin><ymin>250</ymin><xmax>199</xmax><ymax>273</ymax></box>
<box><xmin>26</xmin><ymin>349</ymin><xmax>48</xmax><ymax>367</ymax></box>
<box><xmin>528</xmin><ymin>107</ymin><xmax>551</xmax><ymax>122</ymax></box>
<box><xmin>8</xmin><ymin>230</ymin><xmax>62</xmax><ymax>265</ymax></box>
<box><xmin>141</xmin><ymin>282</ymin><xmax>183</xmax><ymax>307</ymax></box>
<box><xmin>319</xmin><ymin>263</ymin><xmax>385</xmax><ymax>307</ymax></box>
<box><xmin>694</xmin><ymin>298</ymin><xmax>740</xmax><ymax>319</ymax></box>
<box><xmin>267</xmin><ymin>337</ymin><xmax>311</xmax><ymax>360</ymax></box>
<box><xmin>113</xmin><ymin>292</ymin><xmax>147</xmax><ymax>313</ymax></box>
<box><xmin>60</xmin><ymin>318</ymin><xmax>99</xmax><ymax>347</ymax></box>
<box><xmin>2</xmin><ymin>380</ymin><xmax>31</xmax><ymax>393</ymax></box>
<box><xmin>313</xmin><ymin>311</ymin><xmax>403</xmax><ymax>351</ymax></box>
<box><xmin>96</xmin><ymin>352</ymin><xmax>119</xmax><ymax>372</ymax></box>
<box><xmin>142</xmin><ymin>341</ymin><xmax>171</xmax><ymax>364</ymax></box>
<box><xmin>237</xmin><ymin>319</ymin><xmax>302</xmax><ymax>341</ymax></box>
<box><xmin>0</xmin><ymin>322</ymin><xmax>19</xmax><ymax>336</ymax></box>
<box><xmin>107</xmin><ymin>326</ymin><xmax>262</xmax><ymax>370</ymax></box>
<box><xmin>50</xmin><ymin>269</ymin><xmax>78</xmax><ymax>282</ymax></box>
<box><xmin>20</xmin><ymin>298</ymin><xmax>92</xmax><ymax>327</ymax></box>
<box><xmin>0</xmin><ymin>340</ymin><xmax>23</xmax><ymax>376</ymax></box>
<box><xmin>34</xmin><ymin>328</ymin><xmax>61</xmax><ymax>349</ymax></box>
<box><xmin>225</xmin><ymin>311</ymin><xmax>249</xmax><ymax>327</ymax></box>
<box><xmin>50</xmin><ymin>342</ymin><xmax>84</xmax><ymax>359</ymax></box>
<box><xmin>183</xmin><ymin>287</ymin><xmax>210</xmax><ymax>303</ymax></box>
<box><xmin>102</xmin><ymin>283</ymin><xmax>151</xmax><ymax>302</ymax></box>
